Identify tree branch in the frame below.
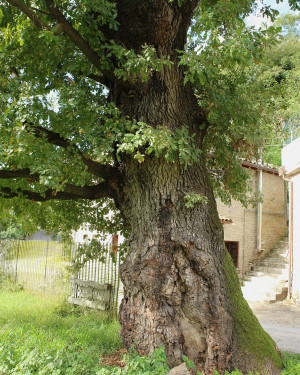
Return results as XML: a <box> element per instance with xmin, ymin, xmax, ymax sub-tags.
<box><xmin>44</xmin><ymin>0</ymin><xmax>104</xmax><ymax>75</ymax></box>
<box><xmin>6</xmin><ymin>0</ymin><xmax>51</xmax><ymax>30</ymax></box>
<box><xmin>31</xmin><ymin>7</ymin><xmax>51</xmax><ymax>17</ymax></box>
<box><xmin>6</xmin><ymin>0</ymin><xmax>133</xmax><ymax>89</ymax></box>
<box><xmin>25</xmin><ymin>123</ymin><xmax>119</xmax><ymax>181</ymax></box>
<box><xmin>0</xmin><ymin>159</ymin><xmax>119</xmax><ymax>201</ymax></box>
<box><xmin>43</xmin><ymin>0</ymin><xmax>132</xmax><ymax>89</ymax></box>
<box><xmin>0</xmin><ymin>181</ymin><xmax>112</xmax><ymax>201</ymax></box>
<box><xmin>87</xmin><ymin>73</ymin><xmax>107</xmax><ymax>84</ymax></box>
<box><xmin>0</xmin><ymin>168</ymin><xmax>38</xmax><ymax>180</ymax></box>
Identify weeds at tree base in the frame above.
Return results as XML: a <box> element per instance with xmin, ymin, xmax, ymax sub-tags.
<box><xmin>96</xmin><ymin>348</ymin><xmax>300</xmax><ymax>375</ymax></box>
<box><xmin>96</xmin><ymin>346</ymin><xmax>170</xmax><ymax>374</ymax></box>
<box><xmin>281</xmin><ymin>352</ymin><xmax>300</xmax><ymax>375</ymax></box>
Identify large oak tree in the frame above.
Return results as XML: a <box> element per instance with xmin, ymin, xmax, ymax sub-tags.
<box><xmin>1</xmin><ymin>0</ymin><xmax>298</xmax><ymax>373</ymax></box>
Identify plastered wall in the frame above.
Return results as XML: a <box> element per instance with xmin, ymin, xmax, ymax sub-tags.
<box><xmin>291</xmin><ymin>174</ymin><xmax>300</xmax><ymax>302</ymax></box>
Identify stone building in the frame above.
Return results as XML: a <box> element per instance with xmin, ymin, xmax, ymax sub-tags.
<box><xmin>217</xmin><ymin>161</ymin><xmax>288</xmax><ymax>274</ymax></box>
<box><xmin>281</xmin><ymin>137</ymin><xmax>300</xmax><ymax>302</ymax></box>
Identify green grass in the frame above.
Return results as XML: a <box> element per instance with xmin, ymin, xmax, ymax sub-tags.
<box><xmin>0</xmin><ymin>285</ymin><xmax>300</xmax><ymax>374</ymax></box>
<box><xmin>0</xmin><ymin>286</ymin><xmax>122</xmax><ymax>374</ymax></box>
<box><xmin>281</xmin><ymin>352</ymin><xmax>300</xmax><ymax>375</ymax></box>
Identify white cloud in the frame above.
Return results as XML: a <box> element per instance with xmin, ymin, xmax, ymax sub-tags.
<box><xmin>246</xmin><ymin>0</ymin><xmax>299</xmax><ymax>30</ymax></box>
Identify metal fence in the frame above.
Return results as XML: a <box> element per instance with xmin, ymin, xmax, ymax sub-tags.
<box><xmin>0</xmin><ymin>239</ymin><xmax>123</xmax><ymax>314</ymax></box>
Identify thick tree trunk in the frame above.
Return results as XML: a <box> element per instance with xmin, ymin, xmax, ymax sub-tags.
<box><xmin>106</xmin><ymin>4</ymin><xmax>283</xmax><ymax>372</ymax></box>
<box><xmin>118</xmin><ymin>157</ymin><xmax>283</xmax><ymax>374</ymax></box>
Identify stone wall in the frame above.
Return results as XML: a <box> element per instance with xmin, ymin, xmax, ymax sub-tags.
<box><xmin>260</xmin><ymin>171</ymin><xmax>288</xmax><ymax>253</ymax></box>
<box><xmin>217</xmin><ymin>168</ymin><xmax>288</xmax><ymax>273</ymax></box>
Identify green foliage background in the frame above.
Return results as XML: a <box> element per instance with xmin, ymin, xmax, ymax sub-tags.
<box><xmin>0</xmin><ymin>1</ymin><xmax>299</xmax><ymax>236</ymax></box>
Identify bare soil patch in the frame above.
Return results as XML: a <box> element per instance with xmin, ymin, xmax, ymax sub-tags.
<box><xmin>99</xmin><ymin>348</ymin><xmax>127</xmax><ymax>368</ymax></box>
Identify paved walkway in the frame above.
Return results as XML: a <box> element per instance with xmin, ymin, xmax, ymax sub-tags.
<box><xmin>249</xmin><ymin>301</ymin><xmax>300</xmax><ymax>353</ymax></box>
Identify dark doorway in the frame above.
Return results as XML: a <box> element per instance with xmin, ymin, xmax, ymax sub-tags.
<box><xmin>225</xmin><ymin>241</ymin><xmax>239</xmax><ymax>267</ymax></box>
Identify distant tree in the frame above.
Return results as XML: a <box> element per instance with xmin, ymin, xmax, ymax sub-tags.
<box><xmin>1</xmin><ymin>1</ymin><xmax>299</xmax><ymax>373</ymax></box>
<box><xmin>262</xmin><ymin>14</ymin><xmax>300</xmax><ymax>166</ymax></box>
<box><xmin>0</xmin><ymin>219</ymin><xmax>26</xmax><ymax>239</ymax></box>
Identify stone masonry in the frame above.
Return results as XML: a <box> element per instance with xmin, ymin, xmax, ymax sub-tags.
<box><xmin>217</xmin><ymin>162</ymin><xmax>288</xmax><ymax>274</ymax></box>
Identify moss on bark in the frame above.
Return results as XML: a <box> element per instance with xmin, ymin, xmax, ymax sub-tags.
<box><xmin>223</xmin><ymin>251</ymin><xmax>283</xmax><ymax>372</ymax></box>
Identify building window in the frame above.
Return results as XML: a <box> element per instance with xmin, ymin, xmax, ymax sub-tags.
<box><xmin>225</xmin><ymin>241</ymin><xmax>239</xmax><ymax>267</ymax></box>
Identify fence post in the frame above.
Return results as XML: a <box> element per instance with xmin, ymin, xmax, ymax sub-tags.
<box><xmin>14</xmin><ymin>241</ymin><xmax>21</xmax><ymax>284</ymax></box>
<box><xmin>44</xmin><ymin>241</ymin><xmax>49</xmax><ymax>291</ymax></box>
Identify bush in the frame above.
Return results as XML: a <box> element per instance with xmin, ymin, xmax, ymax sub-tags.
<box><xmin>0</xmin><ymin>222</ymin><xmax>26</xmax><ymax>239</ymax></box>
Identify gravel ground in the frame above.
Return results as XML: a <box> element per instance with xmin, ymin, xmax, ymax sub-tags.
<box><xmin>249</xmin><ymin>301</ymin><xmax>300</xmax><ymax>353</ymax></box>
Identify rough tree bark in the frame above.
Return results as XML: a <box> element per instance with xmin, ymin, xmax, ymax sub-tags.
<box><xmin>118</xmin><ymin>156</ymin><xmax>282</xmax><ymax>374</ymax></box>
<box><xmin>103</xmin><ymin>2</ymin><xmax>284</xmax><ymax>374</ymax></box>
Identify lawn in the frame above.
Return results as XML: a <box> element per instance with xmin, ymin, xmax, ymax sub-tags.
<box><xmin>0</xmin><ymin>283</ymin><xmax>299</xmax><ymax>374</ymax></box>
<box><xmin>0</xmin><ymin>283</ymin><xmax>122</xmax><ymax>374</ymax></box>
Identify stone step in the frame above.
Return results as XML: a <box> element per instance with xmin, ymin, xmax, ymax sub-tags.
<box><xmin>262</xmin><ymin>253</ymin><xmax>288</xmax><ymax>259</ymax></box>
<box><xmin>241</xmin><ymin>278</ymin><xmax>287</xmax><ymax>299</ymax></box>
<box><xmin>248</xmin><ymin>254</ymin><xmax>288</xmax><ymax>268</ymax></box>
<box><xmin>245</xmin><ymin>270</ymin><xmax>261</xmax><ymax>275</ymax></box>
<box><xmin>243</xmin><ymin>273</ymin><xmax>288</xmax><ymax>282</ymax></box>
<box><xmin>273</xmin><ymin>238</ymin><xmax>289</xmax><ymax>246</ymax></box>
<box><xmin>241</xmin><ymin>236</ymin><xmax>289</xmax><ymax>303</ymax></box>
<box><xmin>260</xmin><ymin>257</ymin><xmax>288</xmax><ymax>265</ymax></box>
<box><xmin>270</xmin><ymin>251</ymin><xmax>288</xmax><ymax>257</ymax></box>
<box><xmin>242</xmin><ymin>284</ymin><xmax>282</xmax><ymax>300</ymax></box>
<box><xmin>270</xmin><ymin>240</ymin><xmax>289</xmax><ymax>249</ymax></box>
<box><xmin>255</xmin><ymin>266</ymin><xmax>286</xmax><ymax>274</ymax></box>
<box><xmin>242</xmin><ymin>281</ymin><xmax>281</xmax><ymax>290</ymax></box>
<box><xmin>242</xmin><ymin>293</ymin><xmax>275</xmax><ymax>302</ymax></box>
<box><xmin>242</xmin><ymin>286</ymin><xmax>288</xmax><ymax>302</ymax></box>
<box><xmin>243</xmin><ymin>287</ymin><xmax>288</xmax><ymax>303</ymax></box>
<box><xmin>259</xmin><ymin>262</ymin><xmax>288</xmax><ymax>269</ymax></box>
<box><xmin>271</xmin><ymin>287</ymin><xmax>288</xmax><ymax>302</ymax></box>
<box><xmin>268</xmin><ymin>251</ymin><xmax>288</xmax><ymax>259</ymax></box>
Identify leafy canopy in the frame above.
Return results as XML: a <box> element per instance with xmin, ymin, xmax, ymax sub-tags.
<box><xmin>0</xmin><ymin>0</ymin><xmax>299</xmax><ymax>237</ymax></box>
<box><xmin>261</xmin><ymin>13</ymin><xmax>300</xmax><ymax>166</ymax></box>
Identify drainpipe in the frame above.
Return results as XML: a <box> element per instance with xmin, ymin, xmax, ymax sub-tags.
<box><xmin>288</xmin><ymin>180</ymin><xmax>293</xmax><ymax>300</ymax></box>
<box><xmin>257</xmin><ymin>149</ymin><xmax>263</xmax><ymax>252</ymax></box>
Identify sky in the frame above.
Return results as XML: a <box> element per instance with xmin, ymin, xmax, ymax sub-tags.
<box><xmin>247</xmin><ymin>0</ymin><xmax>299</xmax><ymax>28</ymax></box>
<box><xmin>265</xmin><ymin>0</ymin><xmax>297</xmax><ymax>14</ymax></box>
